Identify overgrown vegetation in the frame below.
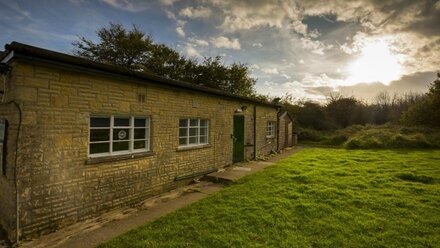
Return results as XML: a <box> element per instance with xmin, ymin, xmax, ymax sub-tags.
<box><xmin>280</xmin><ymin>74</ymin><xmax>439</xmax><ymax>130</ymax></box>
<box><xmin>282</xmin><ymin>74</ymin><xmax>440</xmax><ymax>149</ymax></box>
<box><xmin>282</xmin><ymin>91</ymin><xmax>425</xmax><ymax>131</ymax></box>
<box><xmin>98</xmin><ymin>149</ymin><xmax>440</xmax><ymax>247</ymax></box>
<box><xmin>299</xmin><ymin>124</ymin><xmax>440</xmax><ymax>149</ymax></box>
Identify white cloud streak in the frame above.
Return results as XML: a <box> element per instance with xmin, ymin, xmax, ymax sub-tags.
<box><xmin>210</xmin><ymin>36</ymin><xmax>241</xmax><ymax>50</ymax></box>
<box><xmin>179</xmin><ymin>6</ymin><xmax>212</xmax><ymax>19</ymax></box>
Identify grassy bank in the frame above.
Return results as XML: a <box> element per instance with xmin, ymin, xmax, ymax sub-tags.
<box><xmin>299</xmin><ymin>125</ymin><xmax>440</xmax><ymax>149</ymax></box>
<box><xmin>98</xmin><ymin>149</ymin><xmax>440</xmax><ymax>247</ymax></box>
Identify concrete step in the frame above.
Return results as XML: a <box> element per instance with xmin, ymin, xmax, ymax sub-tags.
<box><xmin>203</xmin><ymin>147</ymin><xmax>303</xmax><ymax>184</ymax></box>
<box><xmin>203</xmin><ymin>161</ymin><xmax>275</xmax><ymax>184</ymax></box>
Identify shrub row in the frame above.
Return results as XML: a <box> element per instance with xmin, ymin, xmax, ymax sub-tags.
<box><xmin>298</xmin><ymin>125</ymin><xmax>440</xmax><ymax>149</ymax></box>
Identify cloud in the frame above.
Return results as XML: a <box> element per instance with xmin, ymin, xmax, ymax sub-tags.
<box><xmin>298</xmin><ymin>59</ymin><xmax>305</xmax><ymax>64</ymax></box>
<box><xmin>100</xmin><ymin>0</ymin><xmax>149</xmax><ymax>12</ymax></box>
<box><xmin>185</xmin><ymin>45</ymin><xmax>202</xmax><ymax>57</ymax></box>
<box><xmin>0</xmin><ymin>1</ymin><xmax>34</xmax><ymax>22</ymax></box>
<box><xmin>301</xmin><ymin>73</ymin><xmax>345</xmax><ymax>87</ymax></box>
<box><xmin>306</xmin><ymin>71</ymin><xmax>437</xmax><ymax>102</ymax></box>
<box><xmin>160</xmin><ymin>0</ymin><xmax>180</xmax><ymax>5</ymax></box>
<box><xmin>263</xmin><ymin>81</ymin><xmax>277</xmax><ymax>90</ymax></box>
<box><xmin>176</xmin><ymin>27</ymin><xmax>185</xmax><ymax>37</ymax></box>
<box><xmin>164</xmin><ymin>9</ymin><xmax>176</xmax><ymax>20</ymax></box>
<box><xmin>250</xmin><ymin>64</ymin><xmax>260</xmax><ymax>71</ymax></box>
<box><xmin>261</xmin><ymin>67</ymin><xmax>279</xmax><ymax>74</ymax></box>
<box><xmin>188</xmin><ymin>37</ymin><xmax>209</xmax><ymax>46</ymax></box>
<box><xmin>300</xmin><ymin>37</ymin><xmax>333</xmax><ymax>55</ymax></box>
<box><xmin>179</xmin><ymin>6</ymin><xmax>212</xmax><ymax>19</ymax></box>
<box><xmin>304</xmin><ymin>86</ymin><xmax>335</xmax><ymax>97</ymax></box>
<box><xmin>210</xmin><ymin>36</ymin><xmax>241</xmax><ymax>50</ymax></box>
<box><xmin>215</xmin><ymin>0</ymin><xmax>312</xmax><ymax>36</ymax></box>
<box><xmin>282</xmin><ymin>81</ymin><xmax>302</xmax><ymax>88</ymax></box>
<box><xmin>252</xmin><ymin>42</ymin><xmax>263</xmax><ymax>47</ymax></box>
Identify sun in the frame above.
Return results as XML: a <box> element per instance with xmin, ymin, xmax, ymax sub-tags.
<box><xmin>347</xmin><ymin>39</ymin><xmax>403</xmax><ymax>85</ymax></box>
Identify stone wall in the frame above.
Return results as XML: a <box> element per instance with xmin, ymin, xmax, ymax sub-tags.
<box><xmin>0</xmin><ymin>66</ymin><xmax>21</xmax><ymax>241</ymax></box>
<box><xmin>0</xmin><ymin>60</ymin><xmax>278</xmax><ymax>239</ymax></box>
<box><xmin>278</xmin><ymin>114</ymin><xmax>287</xmax><ymax>150</ymax></box>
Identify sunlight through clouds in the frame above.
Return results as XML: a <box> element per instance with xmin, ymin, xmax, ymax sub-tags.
<box><xmin>347</xmin><ymin>39</ymin><xmax>404</xmax><ymax>85</ymax></box>
<box><xmin>1</xmin><ymin>0</ymin><xmax>438</xmax><ymax>102</ymax></box>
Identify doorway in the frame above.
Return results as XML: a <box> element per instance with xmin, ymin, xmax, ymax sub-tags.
<box><xmin>232</xmin><ymin>115</ymin><xmax>244</xmax><ymax>163</ymax></box>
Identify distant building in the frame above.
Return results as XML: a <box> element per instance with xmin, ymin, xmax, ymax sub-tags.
<box><xmin>278</xmin><ymin>111</ymin><xmax>295</xmax><ymax>149</ymax></box>
<box><xmin>0</xmin><ymin>42</ymin><xmax>294</xmax><ymax>241</ymax></box>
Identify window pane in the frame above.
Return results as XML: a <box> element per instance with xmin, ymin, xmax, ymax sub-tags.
<box><xmin>179</xmin><ymin>119</ymin><xmax>188</xmax><ymax>127</ymax></box>
<box><xmin>189</xmin><ymin>137</ymin><xmax>197</xmax><ymax>144</ymax></box>
<box><xmin>200</xmin><ymin>127</ymin><xmax>207</xmax><ymax>136</ymax></box>
<box><xmin>113</xmin><ymin>141</ymin><xmax>129</xmax><ymax>152</ymax></box>
<box><xmin>134</xmin><ymin>140</ymin><xmax>146</xmax><ymax>150</ymax></box>
<box><xmin>179</xmin><ymin>137</ymin><xmax>187</xmax><ymax>146</ymax></box>
<box><xmin>189</xmin><ymin>128</ymin><xmax>198</xmax><ymax>136</ymax></box>
<box><xmin>114</xmin><ymin>117</ymin><xmax>130</xmax><ymax>127</ymax></box>
<box><xmin>134</xmin><ymin>118</ymin><xmax>146</xmax><ymax>127</ymax></box>
<box><xmin>200</xmin><ymin>136</ymin><xmax>207</xmax><ymax>144</ymax></box>
<box><xmin>190</xmin><ymin>119</ymin><xmax>198</xmax><ymax>126</ymax></box>
<box><xmin>90</xmin><ymin>143</ymin><xmax>109</xmax><ymax>154</ymax></box>
<box><xmin>179</xmin><ymin>128</ymin><xmax>187</xmax><ymax>137</ymax></box>
<box><xmin>90</xmin><ymin>129</ymin><xmax>110</xmax><ymax>142</ymax></box>
<box><xmin>134</xmin><ymin>128</ymin><xmax>146</xmax><ymax>139</ymax></box>
<box><xmin>91</xmin><ymin>117</ymin><xmax>110</xmax><ymax>127</ymax></box>
<box><xmin>113</xmin><ymin>128</ymin><xmax>130</xmax><ymax>141</ymax></box>
<box><xmin>200</xmin><ymin>120</ymin><xmax>208</xmax><ymax>127</ymax></box>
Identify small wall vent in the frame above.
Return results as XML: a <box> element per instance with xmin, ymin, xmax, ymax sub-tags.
<box><xmin>138</xmin><ymin>94</ymin><xmax>146</xmax><ymax>103</ymax></box>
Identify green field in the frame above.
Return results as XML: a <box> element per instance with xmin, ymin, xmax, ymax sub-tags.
<box><xmin>99</xmin><ymin>149</ymin><xmax>440</xmax><ymax>247</ymax></box>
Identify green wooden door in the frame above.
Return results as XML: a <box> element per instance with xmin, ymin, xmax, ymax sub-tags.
<box><xmin>233</xmin><ymin>115</ymin><xmax>245</xmax><ymax>163</ymax></box>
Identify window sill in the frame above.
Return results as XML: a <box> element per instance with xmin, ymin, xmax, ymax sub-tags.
<box><xmin>86</xmin><ymin>151</ymin><xmax>154</xmax><ymax>165</ymax></box>
<box><xmin>176</xmin><ymin>144</ymin><xmax>211</xmax><ymax>152</ymax></box>
<box><xmin>266</xmin><ymin>136</ymin><xmax>275</xmax><ymax>139</ymax></box>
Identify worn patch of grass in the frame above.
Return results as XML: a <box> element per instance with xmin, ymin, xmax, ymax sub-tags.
<box><xmin>98</xmin><ymin>149</ymin><xmax>440</xmax><ymax>248</ymax></box>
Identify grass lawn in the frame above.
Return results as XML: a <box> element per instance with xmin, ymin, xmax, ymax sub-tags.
<box><xmin>99</xmin><ymin>149</ymin><xmax>440</xmax><ymax>247</ymax></box>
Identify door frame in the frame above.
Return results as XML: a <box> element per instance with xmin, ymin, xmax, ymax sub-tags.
<box><xmin>232</xmin><ymin>115</ymin><xmax>245</xmax><ymax>163</ymax></box>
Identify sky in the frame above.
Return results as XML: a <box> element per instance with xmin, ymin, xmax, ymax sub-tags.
<box><xmin>1</xmin><ymin>0</ymin><xmax>439</xmax><ymax>102</ymax></box>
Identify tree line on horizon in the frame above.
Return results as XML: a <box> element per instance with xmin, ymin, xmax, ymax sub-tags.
<box><xmin>74</xmin><ymin>23</ymin><xmax>439</xmax><ymax>130</ymax></box>
<box><xmin>278</xmin><ymin>75</ymin><xmax>440</xmax><ymax>130</ymax></box>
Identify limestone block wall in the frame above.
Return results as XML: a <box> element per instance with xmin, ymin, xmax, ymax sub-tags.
<box><xmin>0</xmin><ymin>60</ymin><xmax>278</xmax><ymax>239</ymax></box>
<box><xmin>0</xmin><ymin>104</ymin><xmax>19</xmax><ymax>240</ymax></box>
<box><xmin>255</xmin><ymin>107</ymin><xmax>278</xmax><ymax>156</ymax></box>
<box><xmin>0</xmin><ymin>63</ymin><xmax>22</xmax><ymax>240</ymax></box>
<box><xmin>278</xmin><ymin>115</ymin><xmax>287</xmax><ymax>150</ymax></box>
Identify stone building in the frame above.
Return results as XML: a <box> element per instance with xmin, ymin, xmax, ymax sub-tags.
<box><xmin>278</xmin><ymin>111</ymin><xmax>295</xmax><ymax>150</ymax></box>
<box><xmin>0</xmin><ymin>42</ymin><xmax>292</xmax><ymax>241</ymax></box>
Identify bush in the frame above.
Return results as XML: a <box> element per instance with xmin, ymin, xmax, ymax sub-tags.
<box><xmin>297</xmin><ymin>128</ymin><xmax>321</xmax><ymax>142</ymax></box>
<box><xmin>296</xmin><ymin>124</ymin><xmax>440</xmax><ymax>149</ymax></box>
<box><xmin>325</xmin><ymin>134</ymin><xmax>349</xmax><ymax>145</ymax></box>
<box><xmin>343</xmin><ymin>126</ymin><xmax>440</xmax><ymax>149</ymax></box>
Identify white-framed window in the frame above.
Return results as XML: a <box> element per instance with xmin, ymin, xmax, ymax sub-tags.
<box><xmin>179</xmin><ymin>118</ymin><xmax>209</xmax><ymax>147</ymax></box>
<box><xmin>266</xmin><ymin>121</ymin><xmax>276</xmax><ymax>138</ymax></box>
<box><xmin>89</xmin><ymin>116</ymin><xmax>150</xmax><ymax>157</ymax></box>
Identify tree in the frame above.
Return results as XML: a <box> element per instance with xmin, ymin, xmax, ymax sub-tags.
<box><xmin>73</xmin><ymin>23</ymin><xmax>256</xmax><ymax>97</ymax></box>
<box><xmin>402</xmin><ymin>74</ymin><xmax>440</xmax><ymax>127</ymax></box>
<box><xmin>73</xmin><ymin>23</ymin><xmax>152</xmax><ymax>71</ymax></box>
<box><xmin>143</xmin><ymin>43</ymin><xmax>197</xmax><ymax>82</ymax></box>
<box><xmin>326</xmin><ymin>94</ymin><xmax>367</xmax><ymax>128</ymax></box>
<box><xmin>192</xmin><ymin>57</ymin><xmax>256</xmax><ymax>96</ymax></box>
